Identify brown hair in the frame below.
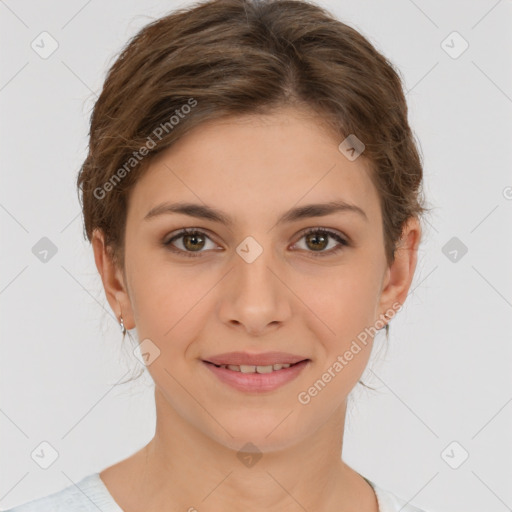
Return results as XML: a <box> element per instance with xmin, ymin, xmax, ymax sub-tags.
<box><xmin>77</xmin><ymin>0</ymin><xmax>429</xmax><ymax>345</ymax></box>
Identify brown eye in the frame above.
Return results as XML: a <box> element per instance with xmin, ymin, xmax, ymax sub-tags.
<box><xmin>294</xmin><ymin>228</ymin><xmax>349</xmax><ymax>257</ymax></box>
<box><xmin>164</xmin><ymin>228</ymin><xmax>216</xmax><ymax>257</ymax></box>
<box><xmin>305</xmin><ymin>231</ymin><xmax>329</xmax><ymax>251</ymax></box>
<box><xmin>182</xmin><ymin>232</ymin><xmax>206</xmax><ymax>251</ymax></box>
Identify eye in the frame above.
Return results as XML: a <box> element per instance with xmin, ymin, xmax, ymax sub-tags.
<box><xmin>163</xmin><ymin>226</ymin><xmax>349</xmax><ymax>258</ymax></box>
<box><xmin>292</xmin><ymin>227</ymin><xmax>349</xmax><ymax>257</ymax></box>
<box><xmin>163</xmin><ymin>228</ymin><xmax>218</xmax><ymax>257</ymax></box>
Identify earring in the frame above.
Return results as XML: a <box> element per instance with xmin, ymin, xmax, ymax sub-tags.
<box><xmin>119</xmin><ymin>315</ymin><xmax>126</xmax><ymax>335</ymax></box>
<box><xmin>379</xmin><ymin>312</ymin><xmax>390</xmax><ymax>330</ymax></box>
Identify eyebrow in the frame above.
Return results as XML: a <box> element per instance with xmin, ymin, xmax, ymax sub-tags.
<box><xmin>143</xmin><ymin>200</ymin><xmax>368</xmax><ymax>226</ymax></box>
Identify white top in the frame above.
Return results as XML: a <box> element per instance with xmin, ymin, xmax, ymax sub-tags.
<box><xmin>2</xmin><ymin>472</ymin><xmax>429</xmax><ymax>512</ymax></box>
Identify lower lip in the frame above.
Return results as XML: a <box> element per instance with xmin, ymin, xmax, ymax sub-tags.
<box><xmin>202</xmin><ymin>360</ymin><xmax>310</xmax><ymax>393</ymax></box>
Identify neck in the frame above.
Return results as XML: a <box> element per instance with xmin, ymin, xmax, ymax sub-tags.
<box><xmin>101</xmin><ymin>387</ymin><xmax>378</xmax><ymax>512</ymax></box>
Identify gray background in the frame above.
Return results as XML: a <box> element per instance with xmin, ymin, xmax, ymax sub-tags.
<box><xmin>1</xmin><ymin>1</ymin><xmax>511</xmax><ymax>511</ymax></box>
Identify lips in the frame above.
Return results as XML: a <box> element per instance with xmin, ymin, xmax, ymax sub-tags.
<box><xmin>203</xmin><ymin>351</ymin><xmax>310</xmax><ymax>367</ymax></box>
<box><xmin>203</xmin><ymin>358</ymin><xmax>311</xmax><ymax>392</ymax></box>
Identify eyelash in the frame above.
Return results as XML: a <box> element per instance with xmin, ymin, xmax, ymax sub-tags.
<box><xmin>163</xmin><ymin>227</ymin><xmax>349</xmax><ymax>258</ymax></box>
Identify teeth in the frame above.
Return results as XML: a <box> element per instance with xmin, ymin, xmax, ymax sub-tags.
<box><xmin>216</xmin><ymin>363</ymin><xmax>294</xmax><ymax>373</ymax></box>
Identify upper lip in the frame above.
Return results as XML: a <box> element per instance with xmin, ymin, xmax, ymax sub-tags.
<box><xmin>203</xmin><ymin>351</ymin><xmax>309</xmax><ymax>366</ymax></box>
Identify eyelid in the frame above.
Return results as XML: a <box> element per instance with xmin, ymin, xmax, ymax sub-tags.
<box><xmin>164</xmin><ymin>226</ymin><xmax>217</xmax><ymax>245</ymax></box>
<box><xmin>295</xmin><ymin>226</ymin><xmax>348</xmax><ymax>243</ymax></box>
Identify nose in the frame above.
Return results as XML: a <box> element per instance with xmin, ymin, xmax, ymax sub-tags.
<box><xmin>217</xmin><ymin>242</ymin><xmax>292</xmax><ymax>336</ymax></box>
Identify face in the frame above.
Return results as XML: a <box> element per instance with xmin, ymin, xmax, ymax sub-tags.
<box><xmin>94</xmin><ymin>107</ymin><xmax>419</xmax><ymax>453</ymax></box>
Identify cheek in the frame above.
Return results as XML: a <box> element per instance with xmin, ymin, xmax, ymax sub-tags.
<box><xmin>126</xmin><ymin>252</ymin><xmax>214</xmax><ymax>346</ymax></box>
<box><xmin>295</xmin><ymin>259</ymin><xmax>383</xmax><ymax>342</ymax></box>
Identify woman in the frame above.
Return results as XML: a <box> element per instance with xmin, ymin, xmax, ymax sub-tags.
<box><xmin>5</xmin><ymin>0</ymin><xmax>432</xmax><ymax>510</ymax></box>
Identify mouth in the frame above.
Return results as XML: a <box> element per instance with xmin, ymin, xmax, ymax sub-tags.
<box><xmin>201</xmin><ymin>358</ymin><xmax>311</xmax><ymax>393</ymax></box>
<box><xmin>203</xmin><ymin>359</ymin><xmax>310</xmax><ymax>374</ymax></box>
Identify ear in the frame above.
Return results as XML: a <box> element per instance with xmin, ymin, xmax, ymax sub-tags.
<box><xmin>91</xmin><ymin>228</ymin><xmax>135</xmax><ymax>330</ymax></box>
<box><xmin>377</xmin><ymin>217</ymin><xmax>421</xmax><ymax>324</ymax></box>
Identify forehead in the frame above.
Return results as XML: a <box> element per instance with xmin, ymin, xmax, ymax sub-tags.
<box><xmin>127</xmin><ymin>108</ymin><xmax>381</xmax><ymax>227</ymax></box>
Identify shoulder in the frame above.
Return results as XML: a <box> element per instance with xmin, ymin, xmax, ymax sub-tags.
<box><xmin>367</xmin><ymin>479</ymin><xmax>430</xmax><ymax>512</ymax></box>
<box><xmin>2</xmin><ymin>473</ymin><xmax>123</xmax><ymax>512</ymax></box>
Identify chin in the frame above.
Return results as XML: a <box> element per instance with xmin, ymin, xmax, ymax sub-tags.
<box><xmin>204</xmin><ymin>415</ymin><xmax>307</xmax><ymax>454</ymax></box>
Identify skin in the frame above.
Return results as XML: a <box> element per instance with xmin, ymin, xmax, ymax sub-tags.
<box><xmin>92</xmin><ymin>106</ymin><xmax>421</xmax><ymax>512</ymax></box>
